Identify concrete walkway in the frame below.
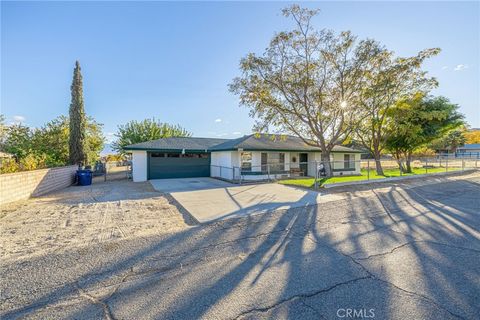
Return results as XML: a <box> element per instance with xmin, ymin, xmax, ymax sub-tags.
<box><xmin>150</xmin><ymin>178</ymin><xmax>331</xmax><ymax>222</ymax></box>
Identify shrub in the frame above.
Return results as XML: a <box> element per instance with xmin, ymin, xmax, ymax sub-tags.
<box><xmin>0</xmin><ymin>158</ymin><xmax>19</xmax><ymax>173</ymax></box>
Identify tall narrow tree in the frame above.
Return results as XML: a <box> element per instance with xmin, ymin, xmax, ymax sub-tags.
<box><xmin>69</xmin><ymin>61</ymin><xmax>87</xmax><ymax>165</ymax></box>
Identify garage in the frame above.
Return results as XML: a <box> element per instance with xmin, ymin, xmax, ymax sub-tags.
<box><xmin>148</xmin><ymin>152</ymin><xmax>211</xmax><ymax>179</ymax></box>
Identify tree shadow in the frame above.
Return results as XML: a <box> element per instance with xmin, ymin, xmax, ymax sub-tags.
<box><xmin>2</xmin><ymin>176</ymin><xmax>479</xmax><ymax>319</ymax></box>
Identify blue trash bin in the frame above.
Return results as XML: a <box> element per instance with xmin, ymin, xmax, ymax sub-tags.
<box><xmin>76</xmin><ymin>170</ymin><xmax>93</xmax><ymax>186</ymax></box>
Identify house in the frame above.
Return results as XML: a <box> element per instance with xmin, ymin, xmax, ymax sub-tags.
<box><xmin>123</xmin><ymin>134</ymin><xmax>362</xmax><ymax>182</ymax></box>
<box><xmin>456</xmin><ymin>144</ymin><xmax>480</xmax><ymax>158</ymax></box>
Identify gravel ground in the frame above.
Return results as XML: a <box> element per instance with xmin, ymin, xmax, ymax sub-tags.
<box><xmin>1</xmin><ymin>172</ymin><xmax>479</xmax><ymax>319</ymax></box>
<box><xmin>0</xmin><ymin>179</ymin><xmax>192</xmax><ymax>262</ymax></box>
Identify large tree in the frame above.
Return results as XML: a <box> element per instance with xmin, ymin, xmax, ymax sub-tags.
<box><xmin>69</xmin><ymin>61</ymin><xmax>87</xmax><ymax>165</ymax></box>
<box><xmin>230</xmin><ymin>5</ymin><xmax>382</xmax><ymax>176</ymax></box>
<box><xmin>354</xmin><ymin>48</ymin><xmax>440</xmax><ymax>175</ymax></box>
<box><xmin>112</xmin><ymin>118</ymin><xmax>191</xmax><ymax>154</ymax></box>
<box><xmin>385</xmin><ymin>94</ymin><xmax>464</xmax><ymax>172</ymax></box>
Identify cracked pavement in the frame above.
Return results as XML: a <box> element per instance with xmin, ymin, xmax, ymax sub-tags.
<box><xmin>1</xmin><ymin>172</ymin><xmax>479</xmax><ymax>319</ymax></box>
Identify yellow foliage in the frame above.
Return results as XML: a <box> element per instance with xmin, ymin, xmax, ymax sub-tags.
<box><xmin>0</xmin><ymin>158</ymin><xmax>19</xmax><ymax>173</ymax></box>
<box><xmin>464</xmin><ymin>131</ymin><xmax>480</xmax><ymax>144</ymax></box>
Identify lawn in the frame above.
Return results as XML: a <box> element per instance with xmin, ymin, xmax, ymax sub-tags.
<box><xmin>279</xmin><ymin>167</ymin><xmax>461</xmax><ymax>188</ymax></box>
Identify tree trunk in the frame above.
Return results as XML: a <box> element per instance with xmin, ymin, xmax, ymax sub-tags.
<box><xmin>373</xmin><ymin>152</ymin><xmax>384</xmax><ymax>176</ymax></box>
<box><xmin>321</xmin><ymin>152</ymin><xmax>333</xmax><ymax>177</ymax></box>
<box><xmin>405</xmin><ymin>152</ymin><xmax>412</xmax><ymax>173</ymax></box>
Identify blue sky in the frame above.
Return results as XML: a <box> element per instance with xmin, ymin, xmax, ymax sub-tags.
<box><xmin>1</xmin><ymin>1</ymin><xmax>479</xmax><ymax>144</ymax></box>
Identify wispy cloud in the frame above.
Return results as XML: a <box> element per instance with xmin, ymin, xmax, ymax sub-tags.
<box><xmin>12</xmin><ymin>115</ymin><xmax>25</xmax><ymax>123</ymax></box>
<box><xmin>454</xmin><ymin>64</ymin><xmax>468</xmax><ymax>71</ymax></box>
<box><xmin>105</xmin><ymin>132</ymin><xmax>116</xmax><ymax>143</ymax></box>
<box><xmin>214</xmin><ymin>118</ymin><xmax>222</xmax><ymax>123</ymax></box>
<box><xmin>232</xmin><ymin>131</ymin><xmax>242</xmax><ymax>135</ymax></box>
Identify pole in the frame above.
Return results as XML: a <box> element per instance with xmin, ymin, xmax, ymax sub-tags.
<box><xmin>462</xmin><ymin>159</ymin><xmax>465</xmax><ymax>171</ymax></box>
<box><xmin>446</xmin><ymin>157</ymin><xmax>448</xmax><ymax>172</ymax></box>
<box><xmin>367</xmin><ymin>160</ymin><xmax>370</xmax><ymax>181</ymax></box>
<box><xmin>425</xmin><ymin>159</ymin><xmax>428</xmax><ymax>174</ymax></box>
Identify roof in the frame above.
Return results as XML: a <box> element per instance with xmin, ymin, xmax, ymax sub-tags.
<box><xmin>458</xmin><ymin>144</ymin><xmax>480</xmax><ymax>150</ymax></box>
<box><xmin>210</xmin><ymin>134</ymin><xmax>361</xmax><ymax>152</ymax></box>
<box><xmin>123</xmin><ymin>137</ymin><xmax>230</xmax><ymax>151</ymax></box>
<box><xmin>124</xmin><ymin>134</ymin><xmax>362</xmax><ymax>153</ymax></box>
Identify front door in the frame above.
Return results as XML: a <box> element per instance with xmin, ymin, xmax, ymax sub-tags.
<box><xmin>299</xmin><ymin>153</ymin><xmax>308</xmax><ymax>176</ymax></box>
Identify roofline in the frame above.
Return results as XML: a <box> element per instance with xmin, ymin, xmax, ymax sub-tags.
<box><xmin>125</xmin><ymin>146</ymin><xmax>362</xmax><ymax>153</ymax></box>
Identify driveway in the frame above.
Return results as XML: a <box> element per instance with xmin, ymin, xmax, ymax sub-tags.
<box><xmin>150</xmin><ymin>178</ymin><xmax>327</xmax><ymax>222</ymax></box>
<box><xmin>1</xmin><ymin>172</ymin><xmax>479</xmax><ymax>319</ymax></box>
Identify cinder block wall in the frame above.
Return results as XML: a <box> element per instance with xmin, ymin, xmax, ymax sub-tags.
<box><xmin>0</xmin><ymin>165</ymin><xmax>78</xmax><ymax>205</ymax></box>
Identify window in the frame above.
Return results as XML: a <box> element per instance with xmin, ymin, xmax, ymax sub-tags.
<box><xmin>263</xmin><ymin>152</ymin><xmax>285</xmax><ymax>172</ymax></box>
<box><xmin>167</xmin><ymin>153</ymin><xmax>180</xmax><ymax>158</ymax></box>
<box><xmin>151</xmin><ymin>153</ymin><xmax>165</xmax><ymax>157</ymax></box>
<box><xmin>241</xmin><ymin>152</ymin><xmax>252</xmax><ymax>172</ymax></box>
<box><xmin>261</xmin><ymin>153</ymin><xmax>268</xmax><ymax>171</ymax></box>
<box><xmin>344</xmin><ymin>154</ymin><xmax>354</xmax><ymax>169</ymax></box>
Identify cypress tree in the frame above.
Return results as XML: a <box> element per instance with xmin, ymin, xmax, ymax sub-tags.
<box><xmin>68</xmin><ymin>61</ymin><xmax>87</xmax><ymax>165</ymax></box>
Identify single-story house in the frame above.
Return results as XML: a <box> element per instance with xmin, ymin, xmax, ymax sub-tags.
<box><xmin>123</xmin><ymin>134</ymin><xmax>362</xmax><ymax>182</ymax></box>
<box><xmin>456</xmin><ymin>144</ymin><xmax>480</xmax><ymax>158</ymax></box>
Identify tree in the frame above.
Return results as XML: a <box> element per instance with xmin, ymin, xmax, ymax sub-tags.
<box><xmin>386</xmin><ymin>94</ymin><xmax>464</xmax><ymax>172</ymax></box>
<box><xmin>69</xmin><ymin>61</ymin><xmax>87</xmax><ymax>165</ymax></box>
<box><xmin>429</xmin><ymin>129</ymin><xmax>467</xmax><ymax>153</ymax></box>
<box><xmin>354</xmin><ymin>47</ymin><xmax>440</xmax><ymax>175</ymax></box>
<box><xmin>33</xmin><ymin>115</ymin><xmax>104</xmax><ymax>166</ymax></box>
<box><xmin>2</xmin><ymin>124</ymin><xmax>32</xmax><ymax>161</ymax></box>
<box><xmin>229</xmin><ymin>5</ymin><xmax>383</xmax><ymax>176</ymax></box>
<box><xmin>464</xmin><ymin>130</ymin><xmax>480</xmax><ymax>144</ymax></box>
<box><xmin>112</xmin><ymin>118</ymin><xmax>191</xmax><ymax>154</ymax></box>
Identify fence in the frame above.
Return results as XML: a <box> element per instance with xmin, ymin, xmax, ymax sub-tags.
<box><xmin>0</xmin><ymin>165</ymin><xmax>77</xmax><ymax>205</ymax></box>
<box><xmin>209</xmin><ymin>157</ymin><xmax>479</xmax><ymax>186</ymax></box>
<box><xmin>91</xmin><ymin>160</ymin><xmax>132</xmax><ymax>182</ymax></box>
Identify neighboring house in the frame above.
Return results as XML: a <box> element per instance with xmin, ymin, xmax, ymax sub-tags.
<box><xmin>456</xmin><ymin>144</ymin><xmax>480</xmax><ymax>158</ymax></box>
<box><xmin>123</xmin><ymin>134</ymin><xmax>362</xmax><ymax>182</ymax></box>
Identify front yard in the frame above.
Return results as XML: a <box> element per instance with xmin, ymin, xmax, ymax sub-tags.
<box><xmin>279</xmin><ymin>166</ymin><xmax>462</xmax><ymax>188</ymax></box>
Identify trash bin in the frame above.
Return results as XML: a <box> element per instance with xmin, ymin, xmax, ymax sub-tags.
<box><xmin>76</xmin><ymin>170</ymin><xmax>93</xmax><ymax>186</ymax></box>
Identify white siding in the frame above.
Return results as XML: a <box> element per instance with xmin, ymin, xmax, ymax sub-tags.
<box><xmin>132</xmin><ymin>151</ymin><xmax>147</xmax><ymax>182</ymax></box>
<box><xmin>211</xmin><ymin>151</ymin><xmax>235</xmax><ymax>180</ymax></box>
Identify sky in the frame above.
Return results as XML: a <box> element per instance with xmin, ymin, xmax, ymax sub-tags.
<box><xmin>1</xmin><ymin>1</ymin><xmax>479</xmax><ymax>145</ymax></box>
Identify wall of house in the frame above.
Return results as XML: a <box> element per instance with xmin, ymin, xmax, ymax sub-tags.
<box><xmin>132</xmin><ymin>150</ymin><xmax>148</xmax><ymax>182</ymax></box>
<box><xmin>0</xmin><ymin>165</ymin><xmax>77</xmax><ymax>205</ymax></box>
<box><xmin>211</xmin><ymin>151</ymin><xmax>235</xmax><ymax>180</ymax></box>
<box><xmin>331</xmin><ymin>153</ymin><xmax>361</xmax><ymax>176</ymax></box>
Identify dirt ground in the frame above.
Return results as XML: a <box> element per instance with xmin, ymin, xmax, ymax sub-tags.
<box><xmin>0</xmin><ymin>179</ymin><xmax>193</xmax><ymax>263</ymax></box>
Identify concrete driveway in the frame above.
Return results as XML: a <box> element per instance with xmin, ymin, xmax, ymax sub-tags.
<box><xmin>150</xmin><ymin>178</ymin><xmax>326</xmax><ymax>222</ymax></box>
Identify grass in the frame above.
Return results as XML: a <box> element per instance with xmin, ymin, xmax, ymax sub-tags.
<box><xmin>278</xmin><ymin>166</ymin><xmax>461</xmax><ymax>188</ymax></box>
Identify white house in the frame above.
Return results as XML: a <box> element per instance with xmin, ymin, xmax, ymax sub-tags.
<box><xmin>124</xmin><ymin>134</ymin><xmax>362</xmax><ymax>182</ymax></box>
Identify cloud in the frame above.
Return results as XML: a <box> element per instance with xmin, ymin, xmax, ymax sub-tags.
<box><xmin>12</xmin><ymin>115</ymin><xmax>25</xmax><ymax>123</ymax></box>
<box><xmin>441</xmin><ymin>66</ymin><xmax>448</xmax><ymax>70</ymax></box>
<box><xmin>454</xmin><ymin>64</ymin><xmax>468</xmax><ymax>71</ymax></box>
<box><xmin>214</xmin><ymin>118</ymin><xmax>222</xmax><ymax>123</ymax></box>
<box><xmin>232</xmin><ymin>131</ymin><xmax>242</xmax><ymax>135</ymax></box>
<box><xmin>105</xmin><ymin>132</ymin><xmax>116</xmax><ymax>143</ymax></box>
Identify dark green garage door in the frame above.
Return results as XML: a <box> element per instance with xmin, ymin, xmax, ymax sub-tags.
<box><xmin>148</xmin><ymin>152</ymin><xmax>211</xmax><ymax>179</ymax></box>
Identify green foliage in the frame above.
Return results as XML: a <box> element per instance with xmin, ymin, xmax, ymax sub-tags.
<box><xmin>429</xmin><ymin>129</ymin><xmax>467</xmax><ymax>153</ymax></box>
<box><xmin>1</xmin><ymin>115</ymin><xmax>104</xmax><ymax>171</ymax></box>
<box><xmin>112</xmin><ymin>118</ymin><xmax>191</xmax><ymax>154</ymax></box>
<box><xmin>386</xmin><ymin>94</ymin><xmax>465</xmax><ymax>171</ymax></box>
<box><xmin>3</xmin><ymin>124</ymin><xmax>32</xmax><ymax>160</ymax></box>
<box><xmin>69</xmin><ymin>61</ymin><xmax>87</xmax><ymax>165</ymax></box>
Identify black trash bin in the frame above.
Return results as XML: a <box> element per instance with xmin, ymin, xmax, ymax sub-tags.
<box><xmin>76</xmin><ymin>170</ymin><xmax>93</xmax><ymax>186</ymax></box>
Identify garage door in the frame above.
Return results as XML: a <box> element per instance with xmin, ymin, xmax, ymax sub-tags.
<box><xmin>148</xmin><ymin>152</ymin><xmax>211</xmax><ymax>179</ymax></box>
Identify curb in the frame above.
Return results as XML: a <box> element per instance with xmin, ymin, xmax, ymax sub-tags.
<box><xmin>323</xmin><ymin>169</ymin><xmax>477</xmax><ymax>189</ymax></box>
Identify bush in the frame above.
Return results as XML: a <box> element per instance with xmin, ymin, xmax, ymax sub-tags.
<box><xmin>0</xmin><ymin>158</ymin><xmax>19</xmax><ymax>173</ymax></box>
